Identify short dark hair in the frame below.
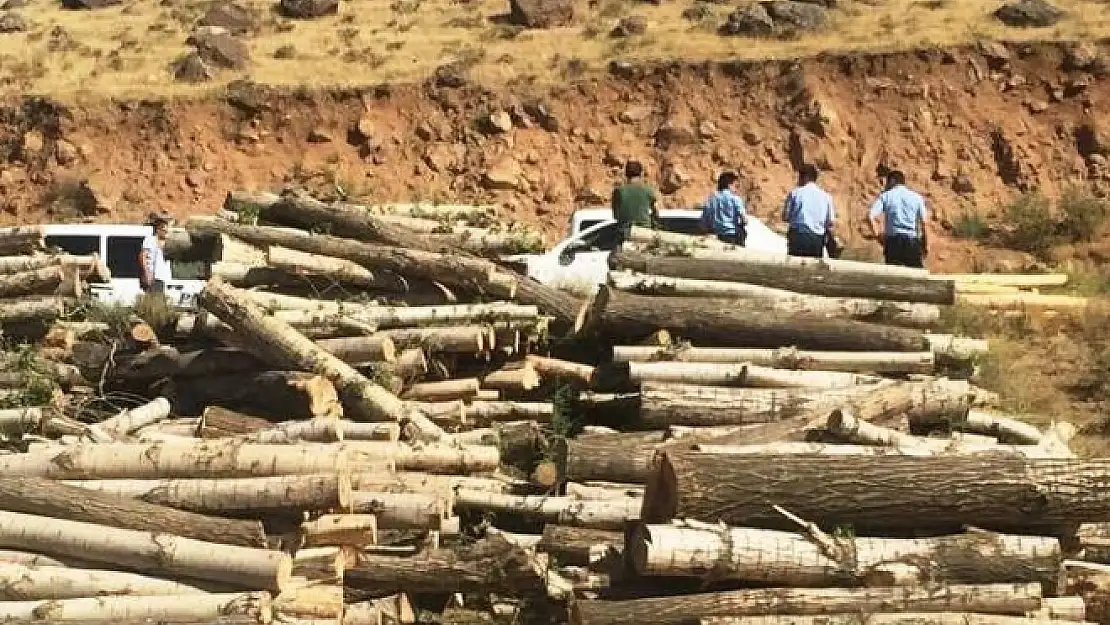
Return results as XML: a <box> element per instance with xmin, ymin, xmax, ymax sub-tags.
<box><xmin>625</xmin><ymin>160</ymin><xmax>644</xmax><ymax>179</ymax></box>
<box><xmin>886</xmin><ymin>170</ymin><xmax>906</xmax><ymax>187</ymax></box>
<box><xmin>717</xmin><ymin>171</ymin><xmax>739</xmax><ymax>191</ymax></box>
<box><xmin>799</xmin><ymin>163</ymin><xmax>820</xmax><ymax>184</ymax></box>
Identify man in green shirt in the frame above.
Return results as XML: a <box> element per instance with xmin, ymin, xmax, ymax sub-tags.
<box><xmin>611</xmin><ymin>160</ymin><xmax>659</xmax><ymax>242</ymax></box>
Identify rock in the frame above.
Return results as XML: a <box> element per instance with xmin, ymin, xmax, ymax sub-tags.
<box><xmin>602</xmin><ymin>149</ymin><xmax>624</xmax><ymax>167</ymax></box>
<box><xmin>273</xmin><ymin>44</ymin><xmax>296</xmax><ymax>59</ymax></box>
<box><xmin>20</xmin><ymin>131</ymin><xmax>44</xmax><ymax>161</ymax></box>
<box><xmin>54</xmin><ymin>139</ymin><xmax>79</xmax><ymax>166</ymax></box>
<box><xmin>619</xmin><ymin>105</ymin><xmax>652</xmax><ymax>123</ymax></box>
<box><xmin>307</xmin><ymin>128</ymin><xmax>332</xmax><ymax>143</ymax></box>
<box><xmin>60</xmin><ymin>0</ymin><xmax>120</xmax><ymax>8</ymax></box>
<box><xmin>610</xmin><ymin>15</ymin><xmax>647</xmax><ymax>37</ymax></box>
<box><xmin>763</xmin><ymin>0</ymin><xmax>829</xmax><ymax>34</ymax></box>
<box><xmin>433</xmin><ymin>63</ymin><xmax>467</xmax><ymax>88</ymax></box>
<box><xmin>654</xmin><ymin>120</ymin><xmax>698</xmax><ymax>148</ymax></box>
<box><xmin>742</xmin><ymin>130</ymin><xmax>763</xmax><ymax>145</ymax></box>
<box><xmin>279</xmin><ymin>0</ymin><xmax>338</xmax><ymax>18</ymax></box>
<box><xmin>423</xmin><ymin>143</ymin><xmax>461</xmax><ymax>172</ymax></box>
<box><xmin>681</xmin><ymin>2</ymin><xmax>713</xmax><ymax>21</ymax></box>
<box><xmin>698</xmin><ymin>120</ymin><xmax>718</xmax><ymax>139</ymax></box>
<box><xmin>659</xmin><ymin>162</ymin><xmax>690</xmax><ymax>194</ymax></box>
<box><xmin>353</xmin><ymin>116</ymin><xmax>375</xmax><ymax>143</ymax></box>
<box><xmin>73</xmin><ymin>179</ymin><xmax>112</xmax><ymax>215</ymax></box>
<box><xmin>483</xmin><ymin>158</ymin><xmax>524</xmax><ymax>191</ymax></box>
<box><xmin>197</xmin><ymin>2</ymin><xmax>255</xmax><ymax>34</ymax></box>
<box><xmin>185</xmin><ymin>170</ymin><xmax>205</xmax><ymax>188</ymax></box>
<box><xmin>524</xmin><ymin>102</ymin><xmax>559</xmax><ymax>131</ymax></box>
<box><xmin>1076</xmin><ymin>123</ymin><xmax>1110</xmax><ymax>158</ymax></box>
<box><xmin>171</xmin><ymin>52</ymin><xmax>216</xmax><ymax>83</ymax></box>
<box><xmin>485</xmin><ymin>111</ymin><xmax>514</xmax><ymax>134</ymax></box>
<box><xmin>952</xmin><ymin>172</ymin><xmax>975</xmax><ymax>195</ymax></box>
<box><xmin>719</xmin><ymin>4</ymin><xmax>773</xmax><ymax>36</ymax></box>
<box><xmin>187</xmin><ymin>31</ymin><xmax>250</xmax><ymax>69</ymax></box>
<box><xmin>977</xmin><ymin>40</ymin><xmax>1012</xmax><ymax>69</ymax></box>
<box><xmin>993</xmin><ymin>0</ymin><xmax>1063</xmax><ymax>27</ymax></box>
<box><xmin>0</xmin><ymin>11</ymin><xmax>28</xmax><ymax>32</ymax></box>
<box><xmin>508</xmin><ymin>0</ymin><xmax>573</xmax><ymax>28</ymax></box>
<box><xmin>1064</xmin><ymin>43</ymin><xmax>1104</xmax><ymax>71</ymax></box>
<box><xmin>575</xmin><ymin>187</ymin><xmax>608</xmax><ymax>204</ymax></box>
<box><xmin>1026</xmin><ymin>99</ymin><xmax>1049</xmax><ymax>114</ymax></box>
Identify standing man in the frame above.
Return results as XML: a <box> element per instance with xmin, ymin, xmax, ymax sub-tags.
<box><xmin>611</xmin><ymin>160</ymin><xmax>659</xmax><ymax>243</ymax></box>
<box><xmin>139</xmin><ymin>212</ymin><xmax>173</xmax><ymax>295</ymax></box>
<box><xmin>701</xmin><ymin>171</ymin><xmax>748</xmax><ymax>246</ymax></box>
<box><xmin>868</xmin><ymin>170</ymin><xmax>928</xmax><ymax>268</ymax></box>
<box><xmin>781</xmin><ymin>164</ymin><xmax>836</xmax><ymax>258</ymax></box>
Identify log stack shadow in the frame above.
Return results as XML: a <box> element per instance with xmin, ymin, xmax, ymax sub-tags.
<box><xmin>0</xmin><ymin>192</ymin><xmax>1103</xmax><ymax>624</ymax></box>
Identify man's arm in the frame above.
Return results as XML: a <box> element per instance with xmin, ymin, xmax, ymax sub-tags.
<box><xmin>610</xmin><ymin>187</ymin><xmax>622</xmax><ymax>222</ymax></box>
<box><xmin>918</xmin><ymin>198</ymin><xmax>929</xmax><ymax>253</ymax></box>
<box><xmin>868</xmin><ymin>197</ymin><xmax>885</xmax><ymax>240</ymax></box>
<box><xmin>139</xmin><ymin>237</ymin><xmax>155</xmax><ymax>286</ymax></box>
<box><xmin>734</xmin><ymin>196</ymin><xmax>748</xmax><ymax>231</ymax></box>
<box><xmin>781</xmin><ymin>192</ymin><xmax>793</xmax><ymax>224</ymax></box>
<box><xmin>825</xmin><ymin>195</ymin><xmax>837</xmax><ymax>232</ymax></box>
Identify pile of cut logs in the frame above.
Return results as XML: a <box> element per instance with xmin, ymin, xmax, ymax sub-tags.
<box><xmin>0</xmin><ymin>189</ymin><xmax>1106</xmax><ymax>625</ymax></box>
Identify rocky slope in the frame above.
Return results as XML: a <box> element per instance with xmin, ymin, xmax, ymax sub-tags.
<box><xmin>1</xmin><ymin>38</ymin><xmax>1109</xmax><ymax>271</ymax></box>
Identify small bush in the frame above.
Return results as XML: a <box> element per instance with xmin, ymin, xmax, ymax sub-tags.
<box><xmin>1001</xmin><ymin>192</ymin><xmax>1056</xmax><ymax>257</ymax></box>
<box><xmin>1058</xmin><ymin>187</ymin><xmax>1110</xmax><ymax>243</ymax></box>
<box><xmin>953</xmin><ymin>212</ymin><xmax>989</xmax><ymax>239</ymax></box>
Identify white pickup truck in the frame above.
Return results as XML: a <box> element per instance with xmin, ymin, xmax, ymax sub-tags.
<box><xmin>43</xmin><ymin>224</ymin><xmax>206</xmax><ymax>309</ymax></box>
<box><xmin>506</xmin><ymin>208</ymin><xmax>790</xmax><ymax>295</ymax></box>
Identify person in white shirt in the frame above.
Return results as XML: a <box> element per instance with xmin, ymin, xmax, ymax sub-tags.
<box><xmin>139</xmin><ymin>213</ymin><xmax>173</xmax><ymax>294</ymax></box>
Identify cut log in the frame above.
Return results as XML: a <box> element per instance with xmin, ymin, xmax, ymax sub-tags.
<box><xmin>467</xmin><ymin>401</ymin><xmax>554</xmax><ymax>424</ymax></box>
<box><xmin>0</xmin><ymin>296</ymin><xmax>68</xmax><ymax>325</ymax></box>
<box><xmin>626</xmin><ymin>227</ymin><xmax>930</xmax><ymax>278</ymax></box>
<box><xmin>642</xmin><ymin>452</ymin><xmax>1110</xmax><ymax>534</ymax></box>
<box><xmin>958</xmin><ymin>292</ymin><xmax>1089</xmax><ymax>309</ymax></box>
<box><xmin>242</xmin><ymin>419</ymin><xmax>345</xmax><ymax>444</ymax></box>
<box><xmin>537</xmin><ymin>525</ymin><xmax>624</xmax><ymax>567</ymax></box>
<box><xmin>455</xmin><ymin>490</ymin><xmax>640</xmax><ymax>530</ymax></box>
<box><xmin>512</xmin><ymin>275</ymin><xmax>585</xmax><ymax>331</ymax></box>
<box><xmin>197</xmin><ymin>406</ymin><xmax>275</xmax><ymax>438</ymax></box>
<box><xmin>630</xmin><ymin>522</ymin><xmax>1062</xmax><ymax>589</ymax></box>
<box><xmin>0</xmin><ymin>226</ymin><xmax>45</xmax><ymax>256</ymax></box>
<box><xmin>167</xmin><ymin>370</ymin><xmax>342</xmax><ymax>419</ymax></box>
<box><xmin>197</xmin><ymin>277</ymin><xmax>445</xmax><ymax>441</ymax></box>
<box><xmin>87</xmin><ymin>397</ymin><xmax>173</xmax><ymax>441</ymax></box>
<box><xmin>266</xmin><ymin>246</ymin><xmax>406</xmax><ymax>291</ymax></box>
<box><xmin>274</xmin><ymin>302</ymin><xmax>539</xmax><ymax>330</ymax></box>
<box><xmin>301</xmin><ymin>513</ymin><xmax>379</xmax><ymax>547</ymax></box>
<box><xmin>350</xmin><ymin>491</ymin><xmax>451</xmax><ymax>530</ymax></box>
<box><xmin>114</xmin><ymin>347</ymin><xmax>265</xmax><ymax>381</ymax></box>
<box><xmin>345</xmin><ymin>535</ymin><xmax>547</xmax><ymax>595</ymax></box>
<box><xmin>613</xmin><ymin>345</ymin><xmax>935</xmax><ymax>375</ymax></box>
<box><xmin>563</xmin><ymin>432</ymin><xmax>667</xmax><ymax>484</ymax></box>
<box><xmin>62</xmin><ymin>473</ymin><xmax>351</xmax><ymax>516</ymax></box>
<box><xmin>0</xmin><ymin>509</ymin><xmax>288</xmax><ymax>590</ymax></box>
<box><xmin>381</xmin><ymin>325</ymin><xmax>489</xmax><ymax>354</ymax></box>
<box><xmin>0</xmin><ymin>441</ymin><xmax>348</xmax><ymax>480</ymax></box>
<box><xmin>0</xmin><ymin>253</ymin><xmax>97</xmax><ymax>275</ymax></box>
<box><xmin>482</xmin><ymin>362</ymin><xmax>541</xmax><ymax>392</ymax></box>
<box><xmin>0</xmin><ymin>476</ymin><xmax>266</xmax><ymax>547</ymax></box>
<box><xmin>611</xmin><ymin>248</ymin><xmax>954</xmax><ymax>304</ymax></box>
<box><xmin>0</xmin><ymin>266</ymin><xmax>75</xmax><ymax>299</ymax></box>
<box><xmin>401</xmin><ymin>378</ymin><xmax>481</xmax><ymax>402</ymax></box>
<box><xmin>392</xmin><ymin>347</ymin><xmax>429</xmax><ymax>381</ymax></box>
<box><xmin>699</xmin><ymin>616</ymin><xmax>1089</xmax><ymax>625</ymax></box>
<box><xmin>342</xmin><ymin>420</ymin><xmax>401</xmax><ymax>441</ymax></box>
<box><xmin>0</xmin><ymin>563</ymin><xmax>209</xmax><ymax>599</ymax></box>
<box><xmin>316</xmin><ymin>335</ymin><xmax>398</xmax><ymax>365</ymax></box>
<box><xmin>527</xmin><ymin>355</ymin><xmax>596</xmax><ymax>386</ymax></box>
<box><xmin>392</xmin><ymin>442</ymin><xmax>500</xmax><ymax>474</ymax></box>
<box><xmin>608</xmin><ymin>272</ymin><xmax>940</xmax><ymax>328</ymax></box>
<box><xmin>963</xmin><ymin>410</ymin><xmax>1045</xmax><ymax>445</ymax></box>
<box><xmin>0</xmin><ymin>592</ymin><xmax>272</xmax><ymax>622</ymax></box>
<box><xmin>692</xmin><ymin>442</ymin><xmax>1057</xmax><ymax>457</ymax></box>
<box><xmin>627</xmin><ymin>362</ymin><xmax>879</xmax><ymax>388</ymax></box>
<box><xmin>569</xmin><ymin>583</ymin><xmax>1044</xmax><ymax>625</ymax></box>
<box><xmin>579</xmin><ymin>286</ymin><xmax>928</xmax><ymax>352</ymax></box>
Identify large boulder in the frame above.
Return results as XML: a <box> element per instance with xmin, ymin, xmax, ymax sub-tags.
<box><xmin>171</xmin><ymin>52</ymin><xmax>216</xmax><ymax>83</ymax></box>
<box><xmin>611</xmin><ymin>15</ymin><xmax>647</xmax><ymax>37</ymax></box>
<box><xmin>196</xmin><ymin>2</ymin><xmax>256</xmax><ymax>34</ymax></box>
<box><xmin>719</xmin><ymin>4</ymin><xmax>772</xmax><ymax>35</ymax></box>
<box><xmin>763</xmin><ymin>0</ymin><xmax>828</xmax><ymax>34</ymax></box>
<box><xmin>280</xmin><ymin>0</ymin><xmax>338</xmax><ymax>18</ymax></box>
<box><xmin>993</xmin><ymin>0</ymin><xmax>1063</xmax><ymax>27</ymax></box>
<box><xmin>187</xmin><ymin>31</ymin><xmax>250</xmax><ymax>69</ymax></box>
<box><xmin>0</xmin><ymin>11</ymin><xmax>28</xmax><ymax>32</ymax></box>
<box><xmin>509</xmin><ymin>0</ymin><xmax>573</xmax><ymax>28</ymax></box>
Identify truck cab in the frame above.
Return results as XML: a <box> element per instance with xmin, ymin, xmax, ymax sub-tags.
<box><xmin>42</xmin><ymin>224</ymin><xmax>206</xmax><ymax>309</ymax></box>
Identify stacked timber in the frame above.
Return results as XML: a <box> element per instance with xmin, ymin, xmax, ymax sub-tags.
<box><xmin>0</xmin><ymin>189</ymin><xmax>1103</xmax><ymax>624</ymax></box>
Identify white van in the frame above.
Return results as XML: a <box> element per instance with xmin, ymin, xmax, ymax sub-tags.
<box><xmin>567</xmin><ymin>207</ymin><xmax>705</xmax><ymax>237</ymax></box>
<box><xmin>42</xmin><ymin>224</ymin><xmax>206</xmax><ymax>309</ymax></box>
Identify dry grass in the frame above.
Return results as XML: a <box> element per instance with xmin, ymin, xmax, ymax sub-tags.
<box><xmin>2</xmin><ymin>0</ymin><xmax>1109</xmax><ymax>99</ymax></box>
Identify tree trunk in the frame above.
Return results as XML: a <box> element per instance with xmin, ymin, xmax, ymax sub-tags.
<box><xmin>692</xmin><ymin>442</ymin><xmax>1059</xmax><ymax>458</ymax></box>
<box><xmin>350</xmin><ymin>491</ymin><xmax>452</xmax><ymax>530</ymax></box>
<box><xmin>392</xmin><ymin>347</ymin><xmax>429</xmax><ymax>381</ymax></box>
<box><xmin>0</xmin><ymin>296</ymin><xmax>68</xmax><ymax>325</ymax></box>
<box><xmin>0</xmin><ymin>476</ymin><xmax>265</xmax><ymax>547</ymax></box>
<box><xmin>527</xmin><ymin>355</ymin><xmax>596</xmax><ymax>386</ymax></box>
<box><xmin>241</xmin><ymin>419</ymin><xmax>345</xmax><ymax>444</ymax></box>
<box><xmin>625</xmin><ymin>227</ymin><xmax>930</xmax><ymax>279</ymax></box>
<box><xmin>580</xmin><ymin>286</ymin><xmax>928</xmax><ymax>352</ymax></box>
<box><xmin>316</xmin><ymin>335</ymin><xmax>398</xmax><ymax>365</ymax></box>
<box><xmin>62</xmin><ymin>473</ymin><xmax>351</xmax><ymax>516</ymax></box>
<box><xmin>698</xmin><ymin>615</ymin><xmax>1086</xmax><ymax>625</ymax></box>
<box><xmin>563</xmin><ymin>432</ymin><xmax>668</xmax><ymax>484</ymax></box>
<box><xmin>166</xmin><ymin>370</ymin><xmax>341</xmax><ymax>419</ymax></box>
<box><xmin>958</xmin><ymin>292</ymin><xmax>1089</xmax><ymax>309</ymax></box>
<box><xmin>196</xmin><ymin>405</ymin><xmax>276</xmax><ymax>437</ymax></box>
<box><xmin>0</xmin><ymin>509</ymin><xmax>289</xmax><ymax>590</ymax></box>
<box><xmin>467</xmin><ymin>401</ymin><xmax>554</xmax><ymax>424</ymax></box>
<box><xmin>0</xmin><ymin>226</ymin><xmax>45</xmax><ymax>256</ymax></box>
<box><xmin>607</xmin><ymin>272</ymin><xmax>940</xmax><ymax>328</ymax></box>
<box><xmin>187</xmin><ymin>218</ymin><xmax>515</xmax><ymax>298</ymax></box>
<box><xmin>273</xmin><ymin>302</ymin><xmax>539</xmax><ymax>330</ymax></box>
<box><xmin>341</xmin><ymin>420</ymin><xmax>401</xmax><ymax>441</ymax></box>
<box><xmin>266</xmin><ymin>245</ymin><xmax>408</xmax><ymax>291</ymax></box>
<box><xmin>611</xmin><ymin>249</ymin><xmax>955</xmax><ymax>304</ymax></box>
<box><xmin>626</xmin><ymin>362</ymin><xmax>879</xmax><ymax>388</ymax></box>
<box><xmin>455</xmin><ymin>490</ymin><xmax>640</xmax><ymax>530</ymax></box>
<box><xmin>0</xmin><ymin>441</ymin><xmax>348</xmax><ymax>480</ymax></box>
<box><xmin>401</xmin><ymin>378</ymin><xmax>481</xmax><ymax>402</ymax></box>
<box><xmin>381</xmin><ymin>325</ymin><xmax>491</xmax><ymax>354</ymax></box>
<box><xmin>0</xmin><ymin>592</ymin><xmax>272</xmax><ymax>623</ymax></box>
<box><xmin>482</xmin><ymin>362</ymin><xmax>541</xmax><ymax>392</ymax></box>
<box><xmin>962</xmin><ymin>410</ymin><xmax>1045</xmax><ymax>445</ymax></box>
<box><xmin>112</xmin><ymin>347</ymin><xmax>265</xmax><ymax>381</ymax></box>
<box><xmin>538</xmin><ymin>525</ymin><xmax>624</xmax><ymax>567</ymax></box>
<box><xmin>198</xmin><ymin>278</ymin><xmax>445</xmax><ymax>441</ymax></box>
<box><xmin>614</xmin><ymin>345</ymin><xmax>935</xmax><ymax>375</ymax></box>
<box><xmin>345</xmin><ymin>536</ymin><xmax>547</xmax><ymax>596</ymax></box>
<box><xmin>512</xmin><ymin>276</ymin><xmax>585</xmax><ymax>332</ymax></box>
<box><xmin>300</xmin><ymin>513</ymin><xmax>379</xmax><ymax>547</ymax></box>
<box><xmin>0</xmin><ymin>563</ymin><xmax>210</xmax><ymax>599</ymax></box>
<box><xmin>630</xmin><ymin>523</ymin><xmax>1062</xmax><ymax>589</ymax></box>
<box><xmin>391</xmin><ymin>442</ymin><xmax>501</xmax><ymax>474</ymax></box>
<box><xmin>642</xmin><ymin>452</ymin><xmax>1110</xmax><ymax>535</ymax></box>
<box><xmin>0</xmin><ymin>266</ymin><xmax>74</xmax><ymax>298</ymax></box>
<box><xmin>348</xmin><ymin>471</ymin><xmax>519</xmax><ymax>495</ymax></box>
<box><xmin>569</xmin><ymin>583</ymin><xmax>1045</xmax><ymax>625</ymax></box>
<box><xmin>87</xmin><ymin>397</ymin><xmax>173</xmax><ymax>441</ymax></box>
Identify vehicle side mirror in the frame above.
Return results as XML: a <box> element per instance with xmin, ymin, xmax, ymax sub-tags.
<box><xmin>558</xmin><ymin>241</ymin><xmax>584</xmax><ymax>265</ymax></box>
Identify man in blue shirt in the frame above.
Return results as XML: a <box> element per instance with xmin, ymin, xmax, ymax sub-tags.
<box><xmin>700</xmin><ymin>171</ymin><xmax>748</xmax><ymax>246</ymax></box>
<box><xmin>781</xmin><ymin>164</ymin><xmax>836</xmax><ymax>258</ymax></box>
<box><xmin>868</xmin><ymin>170</ymin><xmax>928</xmax><ymax>268</ymax></box>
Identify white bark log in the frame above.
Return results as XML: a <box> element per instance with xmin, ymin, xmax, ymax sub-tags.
<box><xmin>300</xmin><ymin>514</ymin><xmax>379</xmax><ymax>547</ymax></box>
<box><xmin>242</xmin><ymin>419</ymin><xmax>345</xmax><ymax>444</ymax></box>
<box><xmin>694</xmin><ymin>442</ymin><xmax>1070</xmax><ymax>458</ymax></box>
<box><xmin>0</xmin><ymin>563</ymin><xmax>209</xmax><ymax>599</ymax></box>
<box><xmin>466</xmin><ymin>401</ymin><xmax>554</xmax><ymax>424</ymax></box>
<box><xmin>612</xmin><ymin>345</ymin><xmax>935</xmax><ymax>375</ymax></box>
<box><xmin>454</xmin><ymin>489</ymin><xmax>641</xmax><ymax>530</ymax></box>
<box><xmin>957</xmin><ymin>292</ymin><xmax>1089</xmax><ymax>309</ymax></box>
<box><xmin>316</xmin><ymin>336</ymin><xmax>398</xmax><ymax>365</ymax></box>
<box><xmin>699</xmin><ymin>616</ymin><xmax>1089</xmax><ymax>625</ymax></box>
<box><xmin>401</xmin><ymin>378</ymin><xmax>480</xmax><ymax>402</ymax></box>
<box><xmin>0</xmin><ymin>510</ymin><xmax>292</xmax><ymax>590</ymax></box>
<box><xmin>350</xmin><ymin>491</ymin><xmax>452</xmax><ymax>531</ymax></box>
<box><xmin>0</xmin><ymin>591</ymin><xmax>272</xmax><ymax>622</ymax></box>
<box><xmin>963</xmin><ymin>410</ymin><xmax>1044</xmax><ymax>445</ymax></box>
<box><xmin>381</xmin><ymin>326</ymin><xmax>489</xmax><ymax>354</ymax></box>
<box><xmin>348</xmin><ymin>471</ymin><xmax>519</xmax><ymax>495</ymax></box>
<box><xmin>482</xmin><ymin>363</ymin><xmax>541</xmax><ymax>392</ymax></box>
<box><xmin>274</xmin><ymin>302</ymin><xmax>539</xmax><ymax>331</ymax></box>
<box><xmin>266</xmin><ymin>245</ymin><xmax>394</xmax><ymax>290</ymax></box>
<box><xmin>86</xmin><ymin>398</ymin><xmax>173</xmax><ymax>442</ymax></box>
<box><xmin>627</xmin><ymin>362</ymin><xmax>878</xmax><ymax>388</ymax></box>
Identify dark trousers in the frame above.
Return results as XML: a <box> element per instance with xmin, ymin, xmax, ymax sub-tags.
<box><xmin>787</xmin><ymin>229</ymin><xmax>825</xmax><ymax>258</ymax></box>
<box><xmin>716</xmin><ymin>232</ymin><xmax>746</xmax><ymax>247</ymax></box>
<box><xmin>883</xmin><ymin>235</ymin><xmax>924</xmax><ymax>268</ymax></box>
<box><xmin>143</xmin><ymin>280</ymin><xmax>165</xmax><ymax>294</ymax></box>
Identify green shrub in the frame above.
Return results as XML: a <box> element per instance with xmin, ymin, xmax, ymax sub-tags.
<box><xmin>953</xmin><ymin>212</ymin><xmax>989</xmax><ymax>239</ymax></box>
<box><xmin>1001</xmin><ymin>192</ymin><xmax>1056</xmax><ymax>257</ymax></box>
<box><xmin>1058</xmin><ymin>186</ymin><xmax>1110</xmax><ymax>243</ymax></box>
